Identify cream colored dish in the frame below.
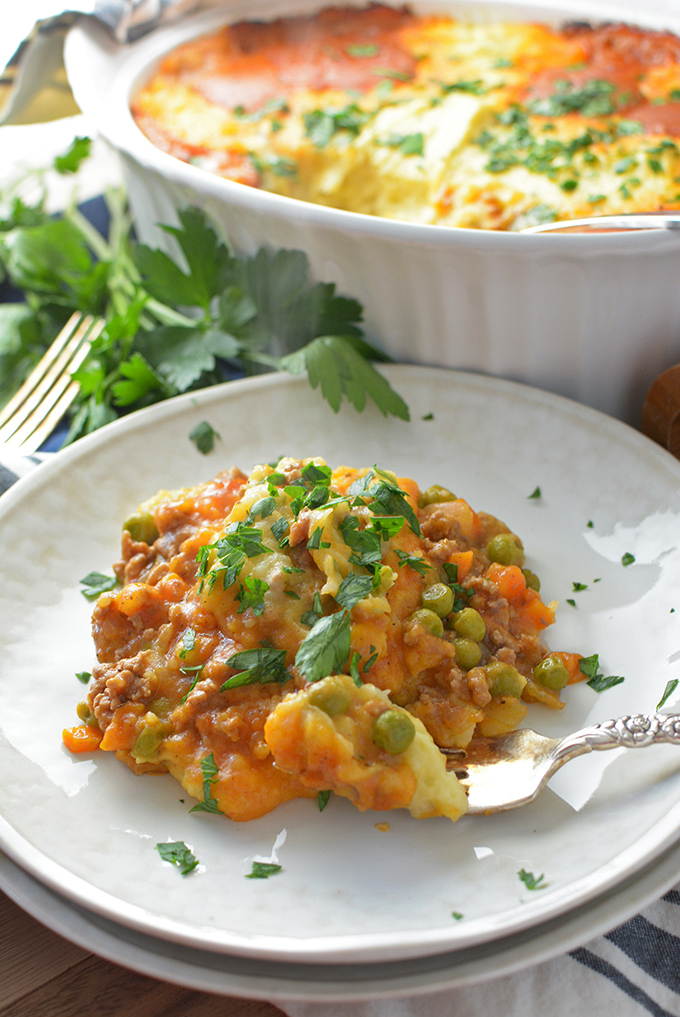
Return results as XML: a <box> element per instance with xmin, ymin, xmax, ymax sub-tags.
<box><xmin>65</xmin><ymin>0</ymin><xmax>680</xmax><ymax>423</ymax></box>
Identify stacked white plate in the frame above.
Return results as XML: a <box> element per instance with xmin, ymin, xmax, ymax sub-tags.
<box><xmin>2</xmin><ymin>366</ymin><xmax>680</xmax><ymax>1000</ymax></box>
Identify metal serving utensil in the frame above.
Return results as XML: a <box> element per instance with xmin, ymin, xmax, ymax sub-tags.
<box><xmin>443</xmin><ymin>713</ymin><xmax>680</xmax><ymax>815</ymax></box>
<box><xmin>521</xmin><ymin>213</ymin><xmax>680</xmax><ymax>233</ymax></box>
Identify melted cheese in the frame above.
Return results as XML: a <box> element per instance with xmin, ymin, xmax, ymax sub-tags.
<box><xmin>132</xmin><ymin>6</ymin><xmax>680</xmax><ymax>229</ymax></box>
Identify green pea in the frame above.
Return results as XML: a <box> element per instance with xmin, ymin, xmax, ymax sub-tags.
<box><xmin>372</xmin><ymin>709</ymin><xmax>416</xmax><ymax>754</ymax></box>
<box><xmin>452</xmin><ymin>607</ymin><xmax>486</xmax><ymax>642</ymax></box>
<box><xmin>533</xmin><ymin>656</ymin><xmax>569</xmax><ymax>691</ymax></box>
<box><xmin>132</xmin><ymin>721</ymin><xmax>166</xmax><ymax>760</ymax></box>
<box><xmin>421</xmin><ymin>582</ymin><xmax>454</xmax><ymax>618</ymax></box>
<box><xmin>522</xmin><ymin>568</ymin><xmax>541</xmax><ymax>592</ymax></box>
<box><xmin>485</xmin><ymin>660</ymin><xmax>526</xmax><ymax>698</ymax></box>
<box><xmin>76</xmin><ymin>701</ymin><xmax>99</xmax><ymax>728</ymax></box>
<box><xmin>308</xmin><ymin>681</ymin><xmax>352</xmax><ymax>716</ymax></box>
<box><xmin>454</xmin><ymin>638</ymin><xmax>482</xmax><ymax>671</ymax></box>
<box><xmin>410</xmin><ymin>608</ymin><xmax>444</xmax><ymax>638</ymax></box>
<box><xmin>123</xmin><ymin>511</ymin><xmax>159</xmax><ymax>545</ymax></box>
<box><xmin>419</xmin><ymin>484</ymin><xmax>456</xmax><ymax>507</ymax></box>
<box><xmin>486</xmin><ymin>533</ymin><xmax>525</xmax><ymax>567</ymax></box>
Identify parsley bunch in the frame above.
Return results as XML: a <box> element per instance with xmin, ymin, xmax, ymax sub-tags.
<box><xmin>0</xmin><ymin>139</ymin><xmax>409</xmax><ymax>445</ymax></box>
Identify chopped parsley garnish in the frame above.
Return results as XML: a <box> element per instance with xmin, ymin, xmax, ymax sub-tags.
<box><xmin>438</xmin><ymin>78</ymin><xmax>486</xmax><ymax>95</ymax></box>
<box><xmin>189</xmin><ymin>421</ymin><xmax>220</xmax><ymax>454</ymax></box>
<box><xmin>234</xmin><ymin>97</ymin><xmax>289</xmax><ymax>122</ymax></box>
<box><xmin>75</xmin><ymin>671</ymin><xmax>92</xmax><ymax>684</ymax></box>
<box><xmin>339</xmin><ymin>515</ymin><xmax>383</xmax><ymax>568</ymax></box>
<box><xmin>179</xmin><ymin>665</ymin><xmax>204</xmax><ymax>703</ymax></box>
<box><xmin>307</xmin><ymin>526</ymin><xmax>331</xmax><ymax>550</ymax></box>
<box><xmin>621</xmin><ymin>552</ymin><xmax>636</xmax><ymax>567</ymax></box>
<box><xmin>579</xmin><ymin>653</ymin><xmax>625</xmax><ymax>692</ymax></box>
<box><xmin>528</xmin><ymin>486</ymin><xmax>541</xmax><ymax>499</ymax></box>
<box><xmin>248</xmin><ymin>496</ymin><xmax>277</xmax><ymax>521</ymax></box>
<box><xmin>394</xmin><ymin>549</ymin><xmax>431</xmax><ymax>577</ymax></box>
<box><xmin>303</xmin><ymin>104</ymin><xmax>371</xmax><ymax>147</ymax></box>
<box><xmin>156</xmin><ymin>840</ymin><xmax>199</xmax><ymax>875</ymax></box>
<box><xmin>451</xmin><ymin>911</ymin><xmax>464</xmax><ymax>920</ymax></box>
<box><xmin>197</xmin><ymin>521</ymin><xmax>272</xmax><ymax>591</ymax></box>
<box><xmin>318</xmin><ymin>789</ymin><xmax>332</xmax><ymax>811</ymax></box>
<box><xmin>572</xmin><ymin>581</ymin><xmax>588</xmax><ymax>592</ymax></box>
<box><xmin>246</xmin><ymin>861</ymin><xmax>282</xmax><ymax>879</ymax></box>
<box><xmin>189</xmin><ymin>753</ymin><xmax>224</xmax><ymax>814</ymax></box>
<box><xmin>349</xmin><ymin>651</ymin><xmax>364</xmax><ymax>687</ymax></box>
<box><xmin>79</xmin><ymin>571</ymin><xmax>118</xmax><ymax>598</ymax></box>
<box><xmin>221</xmin><ymin>646</ymin><xmax>289</xmax><ymax>691</ymax></box>
<box><xmin>566</xmin><ymin>598</ymin><xmax>576</xmax><ymax>607</ymax></box>
<box><xmin>251</xmin><ymin>153</ymin><xmax>298</xmax><ymax>177</ymax></box>
<box><xmin>442</xmin><ymin>561</ymin><xmax>473</xmax><ymax>611</ymax></box>
<box><xmin>335</xmin><ymin>572</ymin><xmax>376</xmax><ymax>610</ymax></box>
<box><xmin>518</xmin><ymin>868</ymin><xmax>547</xmax><ymax>890</ymax></box>
<box><xmin>657</xmin><ymin>679</ymin><xmax>679</xmax><ymax>710</ymax></box>
<box><xmin>377</xmin><ymin>132</ymin><xmax>425</xmax><ymax>156</ymax></box>
<box><xmin>346</xmin><ymin>44</ymin><xmax>379</xmax><ymax>57</ymax></box>
<box><xmin>236</xmin><ymin>574</ymin><xmax>269</xmax><ymax>615</ymax></box>
<box><xmin>180</xmin><ymin>627</ymin><xmax>196</xmax><ymax>658</ymax></box>
<box><xmin>350</xmin><ymin>467</ymin><xmax>420</xmax><ymax>535</ymax></box>
<box><xmin>528</xmin><ymin>78</ymin><xmax>620</xmax><ymax>118</ymax></box>
<box><xmin>295</xmin><ymin>610</ymin><xmax>351</xmax><ymax>682</ymax></box>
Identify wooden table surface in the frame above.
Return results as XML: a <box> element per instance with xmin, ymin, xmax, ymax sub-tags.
<box><xmin>2</xmin><ymin>888</ymin><xmax>288</xmax><ymax>1017</ymax></box>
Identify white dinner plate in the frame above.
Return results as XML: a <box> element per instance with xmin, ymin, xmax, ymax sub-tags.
<box><xmin>2</xmin><ymin>366</ymin><xmax>680</xmax><ymax>964</ymax></box>
<box><xmin>2</xmin><ymin>839</ymin><xmax>680</xmax><ymax>1002</ymax></box>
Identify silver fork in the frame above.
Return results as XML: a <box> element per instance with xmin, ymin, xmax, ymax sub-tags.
<box><xmin>445</xmin><ymin>713</ymin><xmax>680</xmax><ymax>815</ymax></box>
<box><xmin>0</xmin><ymin>312</ymin><xmax>104</xmax><ymax>453</ymax></box>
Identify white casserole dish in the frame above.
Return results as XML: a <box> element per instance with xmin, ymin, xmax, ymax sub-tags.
<box><xmin>65</xmin><ymin>0</ymin><xmax>680</xmax><ymax>424</ymax></box>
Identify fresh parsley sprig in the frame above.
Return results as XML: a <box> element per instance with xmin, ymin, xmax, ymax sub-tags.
<box><xmin>0</xmin><ymin>141</ymin><xmax>409</xmax><ymax>443</ymax></box>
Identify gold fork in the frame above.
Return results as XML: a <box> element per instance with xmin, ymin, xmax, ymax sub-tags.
<box><xmin>444</xmin><ymin>713</ymin><xmax>680</xmax><ymax>815</ymax></box>
<box><xmin>0</xmin><ymin>312</ymin><xmax>104</xmax><ymax>454</ymax></box>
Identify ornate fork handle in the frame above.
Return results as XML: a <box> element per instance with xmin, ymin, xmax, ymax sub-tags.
<box><xmin>554</xmin><ymin>713</ymin><xmax>680</xmax><ymax>764</ymax></box>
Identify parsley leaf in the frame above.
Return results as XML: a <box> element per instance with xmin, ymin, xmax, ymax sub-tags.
<box><xmin>80</xmin><ymin>571</ymin><xmax>118</xmax><ymax>598</ymax></box>
<box><xmin>246</xmin><ymin>861</ymin><xmax>282</xmax><ymax>879</ymax></box>
<box><xmin>221</xmin><ymin>646</ymin><xmax>289</xmax><ymax>691</ymax></box>
<box><xmin>657</xmin><ymin>679</ymin><xmax>679</xmax><ymax>710</ymax></box>
<box><xmin>0</xmin><ymin>150</ymin><xmax>409</xmax><ymax>442</ymax></box>
<box><xmin>621</xmin><ymin>552</ymin><xmax>636</xmax><ymax>566</ymax></box>
<box><xmin>189</xmin><ymin>421</ymin><xmax>220</xmax><ymax>454</ymax></box>
<box><xmin>335</xmin><ymin>572</ymin><xmax>375</xmax><ymax>610</ymax></box>
<box><xmin>156</xmin><ymin>840</ymin><xmax>199</xmax><ymax>875</ymax></box>
<box><xmin>579</xmin><ymin>653</ymin><xmax>625</xmax><ymax>692</ymax></box>
<box><xmin>295</xmin><ymin>610</ymin><xmax>351</xmax><ymax>682</ymax></box>
<box><xmin>318</xmin><ymin>789</ymin><xmax>332</xmax><ymax>811</ymax></box>
<box><xmin>54</xmin><ymin>136</ymin><xmax>92</xmax><ymax>174</ymax></box>
<box><xmin>189</xmin><ymin>752</ymin><xmax>224</xmax><ymax>814</ymax></box>
<box><xmin>518</xmin><ymin>868</ymin><xmax>546</xmax><ymax>890</ymax></box>
<box><xmin>279</xmin><ymin>335</ymin><xmax>409</xmax><ymax>420</ymax></box>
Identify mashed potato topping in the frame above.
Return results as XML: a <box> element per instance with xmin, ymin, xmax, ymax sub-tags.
<box><xmin>65</xmin><ymin>458</ymin><xmax>584</xmax><ymax>822</ymax></box>
<box><xmin>132</xmin><ymin>5</ymin><xmax>680</xmax><ymax>229</ymax></box>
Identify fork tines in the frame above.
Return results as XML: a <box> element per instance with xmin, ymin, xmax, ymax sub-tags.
<box><xmin>0</xmin><ymin>313</ymin><xmax>103</xmax><ymax>453</ymax></box>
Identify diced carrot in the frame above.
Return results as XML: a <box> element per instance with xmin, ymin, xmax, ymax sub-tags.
<box><xmin>515</xmin><ymin>590</ymin><xmax>555</xmax><ymax>633</ymax></box>
<box><xmin>331</xmin><ymin>466</ymin><xmax>364</xmax><ymax>494</ymax></box>
<box><xmin>487</xmin><ymin>563</ymin><xmax>527</xmax><ymax>602</ymax></box>
<box><xmin>99</xmin><ymin>704</ymin><xmax>145</xmax><ymax>751</ymax></box>
<box><xmin>554</xmin><ymin>651</ymin><xmax>586</xmax><ymax>684</ymax></box>
<box><xmin>62</xmin><ymin>725</ymin><xmax>103</xmax><ymax>754</ymax></box>
<box><xmin>397</xmin><ymin>475</ymin><xmax>420</xmax><ymax>516</ymax></box>
<box><xmin>448</xmin><ymin>550</ymin><xmax>474</xmax><ymax>582</ymax></box>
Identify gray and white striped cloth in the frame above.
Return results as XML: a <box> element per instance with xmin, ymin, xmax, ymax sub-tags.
<box><xmin>2</xmin><ymin>448</ymin><xmax>680</xmax><ymax>1017</ymax></box>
